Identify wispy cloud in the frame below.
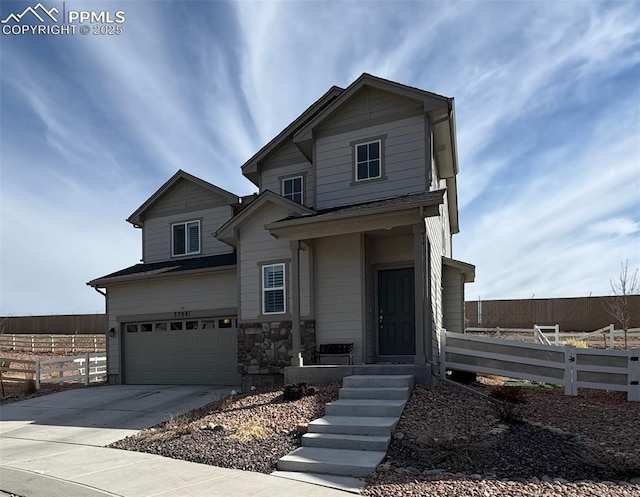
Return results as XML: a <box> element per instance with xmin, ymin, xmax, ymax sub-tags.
<box><xmin>1</xmin><ymin>0</ymin><xmax>638</xmax><ymax>314</ymax></box>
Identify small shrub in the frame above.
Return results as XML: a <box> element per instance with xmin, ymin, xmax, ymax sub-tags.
<box><xmin>489</xmin><ymin>385</ymin><xmax>526</xmax><ymax>423</ymax></box>
<box><xmin>283</xmin><ymin>382</ymin><xmax>316</xmax><ymax>401</ymax></box>
<box><xmin>414</xmin><ymin>435</ymin><xmax>493</xmax><ymax>466</ymax></box>
<box><xmin>582</xmin><ymin>445</ymin><xmax>640</xmax><ymax>478</ymax></box>
<box><xmin>23</xmin><ymin>379</ymin><xmax>37</xmax><ymax>395</ymax></box>
<box><xmin>489</xmin><ymin>385</ymin><xmax>527</xmax><ymax>404</ymax></box>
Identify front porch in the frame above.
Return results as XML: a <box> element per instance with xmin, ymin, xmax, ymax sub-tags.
<box><xmin>284</xmin><ymin>363</ymin><xmax>433</xmax><ymax>386</ymax></box>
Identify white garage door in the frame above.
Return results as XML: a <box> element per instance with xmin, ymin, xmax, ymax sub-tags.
<box><xmin>123</xmin><ymin>317</ymin><xmax>240</xmax><ymax>385</ymax></box>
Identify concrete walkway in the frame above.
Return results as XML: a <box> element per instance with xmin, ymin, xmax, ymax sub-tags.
<box><xmin>0</xmin><ymin>386</ymin><xmax>351</xmax><ymax>497</ymax></box>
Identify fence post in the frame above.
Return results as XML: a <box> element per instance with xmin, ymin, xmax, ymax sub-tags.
<box><xmin>93</xmin><ymin>336</ymin><xmax>97</xmax><ymax>353</ymax></box>
<box><xmin>31</xmin><ymin>335</ymin><xmax>35</xmax><ymax>353</ymax></box>
<box><xmin>628</xmin><ymin>349</ymin><xmax>640</xmax><ymax>402</ymax></box>
<box><xmin>12</xmin><ymin>334</ymin><xmax>15</xmax><ymax>351</ymax></box>
<box><xmin>609</xmin><ymin>324</ymin><xmax>615</xmax><ymax>350</ymax></box>
<box><xmin>563</xmin><ymin>344</ymin><xmax>577</xmax><ymax>396</ymax></box>
<box><xmin>555</xmin><ymin>325</ymin><xmax>560</xmax><ymax>346</ymax></box>
<box><xmin>72</xmin><ymin>336</ymin><xmax>76</xmax><ymax>354</ymax></box>
<box><xmin>84</xmin><ymin>353</ymin><xmax>90</xmax><ymax>385</ymax></box>
<box><xmin>35</xmin><ymin>360</ymin><xmax>41</xmax><ymax>390</ymax></box>
<box><xmin>439</xmin><ymin>328</ymin><xmax>446</xmax><ymax>379</ymax></box>
<box><xmin>51</xmin><ymin>336</ymin><xmax>55</xmax><ymax>354</ymax></box>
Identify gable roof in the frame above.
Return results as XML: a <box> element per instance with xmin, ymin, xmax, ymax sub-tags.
<box><xmin>293</xmin><ymin>73</ymin><xmax>451</xmax><ymax>151</ymax></box>
<box><xmin>241</xmin><ymin>86</ymin><xmax>344</xmax><ymax>186</ymax></box>
<box><xmin>127</xmin><ymin>170</ymin><xmax>240</xmax><ymax>227</ymax></box>
<box><xmin>87</xmin><ymin>253</ymin><xmax>237</xmax><ymax>287</ymax></box>
<box><xmin>215</xmin><ymin>190</ymin><xmax>315</xmax><ymax>245</ymax></box>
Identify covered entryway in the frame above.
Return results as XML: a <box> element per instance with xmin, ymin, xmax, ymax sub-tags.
<box><xmin>122</xmin><ymin>317</ymin><xmax>240</xmax><ymax>385</ymax></box>
<box><xmin>378</xmin><ymin>268</ymin><xmax>415</xmax><ymax>356</ymax></box>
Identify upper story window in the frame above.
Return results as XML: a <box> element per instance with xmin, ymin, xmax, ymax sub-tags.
<box><xmin>262</xmin><ymin>263</ymin><xmax>286</xmax><ymax>314</ymax></box>
<box><xmin>282</xmin><ymin>176</ymin><xmax>303</xmax><ymax>204</ymax></box>
<box><xmin>355</xmin><ymin>139</ymin><xmax>382</xmax><ymax>181</ymax></box>
<box><xmin>172</xmin><ymin>220</ymin><xmax>200</xmax><ymax>257</ymax></box>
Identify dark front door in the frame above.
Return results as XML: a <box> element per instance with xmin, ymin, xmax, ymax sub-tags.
<box><xmin>378</xmin><ymin>268</ymin><xmax>415</xmax><ymax>356</ymax></box>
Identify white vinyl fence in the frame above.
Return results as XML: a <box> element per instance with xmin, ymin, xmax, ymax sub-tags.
<box><xmin>465</xmin><ymin>325</ymin><xmax>640</xmax><ymax>349</ymax></box>
<box><xmin>0</xmin><ymin>334</ymin><xmax>106</xmax><ymax>353</ymax></box>
<box><xmin>440</xmin><ymin>330</ymin><xmax>640</xmax><ymax>402</ymax></box>
<box><xmin>0</xmin><ymin>353</ymin><xmax>106</xmax><ymax>389</ymax></box>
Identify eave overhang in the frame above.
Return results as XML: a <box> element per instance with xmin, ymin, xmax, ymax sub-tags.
<box><xmin>443</xmin><ymin>257</ymin><xmax>475</xmax><ymax>283</ymax></box>
<box><xmin>127</xmin><ymin>170</ymin><xmax>240</xmax><ymax>227</ymax></box>
<box><xmin>215</xmin><ymin>190</ymin><xmax>316</xmax><ymax>245</ymax></box>
<box><xmin>87</xmin><ymin>264</ymin><xmax>236</xmax><ymax>288</ymax></box>
<box><xmin>266</xmin><ymin>190</ymin><xmax>445</xmax><ymax>241</ymax></box>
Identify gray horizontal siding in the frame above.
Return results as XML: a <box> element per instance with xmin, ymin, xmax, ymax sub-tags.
<box><xmin>145</xmin><ymin>179</ymin><xmax>228</xmax><ymax>219</ymax></box>
<box><xmin>238</xmin><ymin>202</ymin><xmax>311</xmax><ymax>321</ymax></box>
<box><xmin>261</xmin><ymin>162</ymin><xmax>314</xmax><ymax>208</ymax></box>
<box><xmin>315</xmin><ymin>234</ymin><xmax>363</xmax><ymax>362</ymax></box>
<box><xmin>143</xmin><ymin>206</ymin><xmax>234</xmax><ymax>263</ymax></box>
<box><xmin>315</xmin><ymin>114</ymin><xmax>428</xmax><ymax>209</ymax></box>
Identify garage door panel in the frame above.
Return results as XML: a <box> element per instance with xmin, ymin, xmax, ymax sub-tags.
<box><xmin>123</xmin><ymin>319</ymin><xmax>240</xmax><ymax>385</ymax></box>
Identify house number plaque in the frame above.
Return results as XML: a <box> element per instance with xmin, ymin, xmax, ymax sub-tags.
<box><xmin>173</xmin><ymin>311</ymin><xmax>191</xmax><ymax>318</ymax></box>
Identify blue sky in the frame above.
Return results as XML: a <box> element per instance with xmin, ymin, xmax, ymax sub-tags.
<box><xmin>1</xmin><ymin>0</ymin><xmax>639</xmax><ymax>316</ymax></box>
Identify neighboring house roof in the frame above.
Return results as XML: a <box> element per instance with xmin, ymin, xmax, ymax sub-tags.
<box><xmin>127</xmin><ymin>170</ymin><xmax>240</xmax><ymax>227</ymax></box>
<box><xmin>87</xmin><ymin>253</ymin><xmax>237</xmax><ymax>287</ymax></box>
<box><xmin>241</xmin><ymin>86</ymin><xmax>344</xmax><ymax>186</ymax></box>
<box><xmin>216</xmin><ymin>190</ymin><xmax>315</xmax><ymax>245</ymax></box>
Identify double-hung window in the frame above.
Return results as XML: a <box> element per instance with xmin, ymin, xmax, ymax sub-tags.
<box><xmin>172</xmin><ymin>220</ymin><xmax>200</xmax><ymax>256</ymax></box>
<box><xmin>282</xmin><ymin>176</ymin><xmax>303</xmax><ymax>204</ymax></box>
<box><xmin>262</xmin><ymin>263</ymin><xmax>286</xmax><ymax>314</ymax></box>
<box><xmin>355</xmin><ymin>140</ymin><xmax>382</xmax><ymax>181</ymax></box>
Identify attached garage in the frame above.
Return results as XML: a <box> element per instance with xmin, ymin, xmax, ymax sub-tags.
<box><xmin>122</xmin><ymin>317</ymin><xmax>240</xmax><ymax>385</ymax></box>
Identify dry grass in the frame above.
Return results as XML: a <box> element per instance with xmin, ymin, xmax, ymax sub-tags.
<box><xmin>229</xmin><ymin>422</ymin><xmax>271</xmax><ymax>442</ymax></box>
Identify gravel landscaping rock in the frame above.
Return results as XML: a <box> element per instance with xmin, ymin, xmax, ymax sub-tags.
<box><xmin>110</xmin><ymin>383</ymin><xmax>340</xmax><ymax>474</ymax></box>
<box><xmin>108</xmin><ymin>376</ymin><xmax>639</xmax><ymax>497</ymax></box>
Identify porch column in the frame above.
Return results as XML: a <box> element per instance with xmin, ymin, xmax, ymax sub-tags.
<box><xmin>413</xmin><ymin>223</ymin><xmax>427</xmax><ymax>365</ymax></box>
<box><xmin>290</xmin><ymin>240</ymin><xmax>303</xmax><ymax>366</ymax></box>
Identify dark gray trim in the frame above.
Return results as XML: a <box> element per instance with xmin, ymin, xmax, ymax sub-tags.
<box><xmin>350</xmin><ymin>135</ymin><xmax>387</xmax><ymax>186</ymax></box>
<box><xmin>372</xmin><ymin>263</ymin><xmax>415</xmax><ymax>363</ymax></box>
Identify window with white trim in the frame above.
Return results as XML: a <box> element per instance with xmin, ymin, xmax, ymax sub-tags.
<box><xmin>282</xmin><ymin>176</ymin><xmax>303</xmax><ymax>204</ymax></box>
<box><xmin>355</xmin><ymin>140</ymin><xmax>381</xmax><ymax>181</ymax></box>
<box><xmin>172</xmin><ymin>220</ymin><xmax>200</xmax><ymax>256</ymax></box>
<box><xmin>262</xmin><ymin>263</ymin><xmax>286</xmax><ymax>314</ymax></box>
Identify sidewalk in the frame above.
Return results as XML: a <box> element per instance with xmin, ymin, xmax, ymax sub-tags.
<box><xmin>0</xmin><ymin>439</ymin><xmax>352</xmax><ymax>497</ymax></box>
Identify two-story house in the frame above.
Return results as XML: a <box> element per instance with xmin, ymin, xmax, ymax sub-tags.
<box><xmin>89</xmin><ymin>73</ymin><xmax>475</xmax><ymax>387</ymax></box>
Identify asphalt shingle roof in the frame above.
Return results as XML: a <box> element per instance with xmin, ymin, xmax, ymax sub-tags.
<box><xmin>89</xmin><ymin>253</ymin><xmax>236</xmax><ymax>285</ymax></box>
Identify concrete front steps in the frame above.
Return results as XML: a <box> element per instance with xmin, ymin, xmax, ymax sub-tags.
<box><xmin>276</xmin><ymin>375</ymin><xmax>414</xmax><ymax>480</ymax></box>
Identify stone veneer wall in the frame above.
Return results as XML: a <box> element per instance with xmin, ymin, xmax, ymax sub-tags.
<box><xmin>237</xmin><ymin>320</ymin><xmax>316</xmax><ymax>377</ymax></box>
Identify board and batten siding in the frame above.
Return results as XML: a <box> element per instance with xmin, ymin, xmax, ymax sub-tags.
<box><xmin>314</xmin><ymin>114</ymin><xmax>429</xmax><ymax>209</ymax></box>
<box><xmin>105</xmin><ymin>270</ymin><xmax>237</xmax><ymax>375</ymax></box>
<box><xmin>315</xmin><ymin>234</ymin><xmax>363</xmax><ymax>362</ymax></box>
<box><xmin>238</xmin><ymin>202</ymin><xmax>311</xmax><ymax>321</ymax></box>
<box><xmin>143</xmin><ymin>206</ymin><xmax>234</xmax><ymax>263</ymax></box>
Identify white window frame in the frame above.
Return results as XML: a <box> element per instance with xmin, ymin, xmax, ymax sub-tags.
<box><xmin>171</xmin><ymin>220</ymin><xmax>201</xmax><ymax>257</ymax></box>
<box><xmin>354</xmin><ymin>139</ymin><xmax>382</xmax><ymax>182</ymax></box>
<box><xmin>281</xmin><ymin>176</ymin><xmax>304</xmax><ymax>204</ymax></box>
<box><xmin>262</xmin><ymin>263</ymin><xmax>286</xmax><ymax>315</ymax></box>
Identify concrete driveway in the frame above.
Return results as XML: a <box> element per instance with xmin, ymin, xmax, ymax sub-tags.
<box><xmin>0</xmin><ymin>385</ymin><xmax>234</xmax><ymax>447</ymax></box>
<box><xmin>0</xmin><ymin>385</ymin><xmax>353</xmax><ymax>496</ymax></box>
